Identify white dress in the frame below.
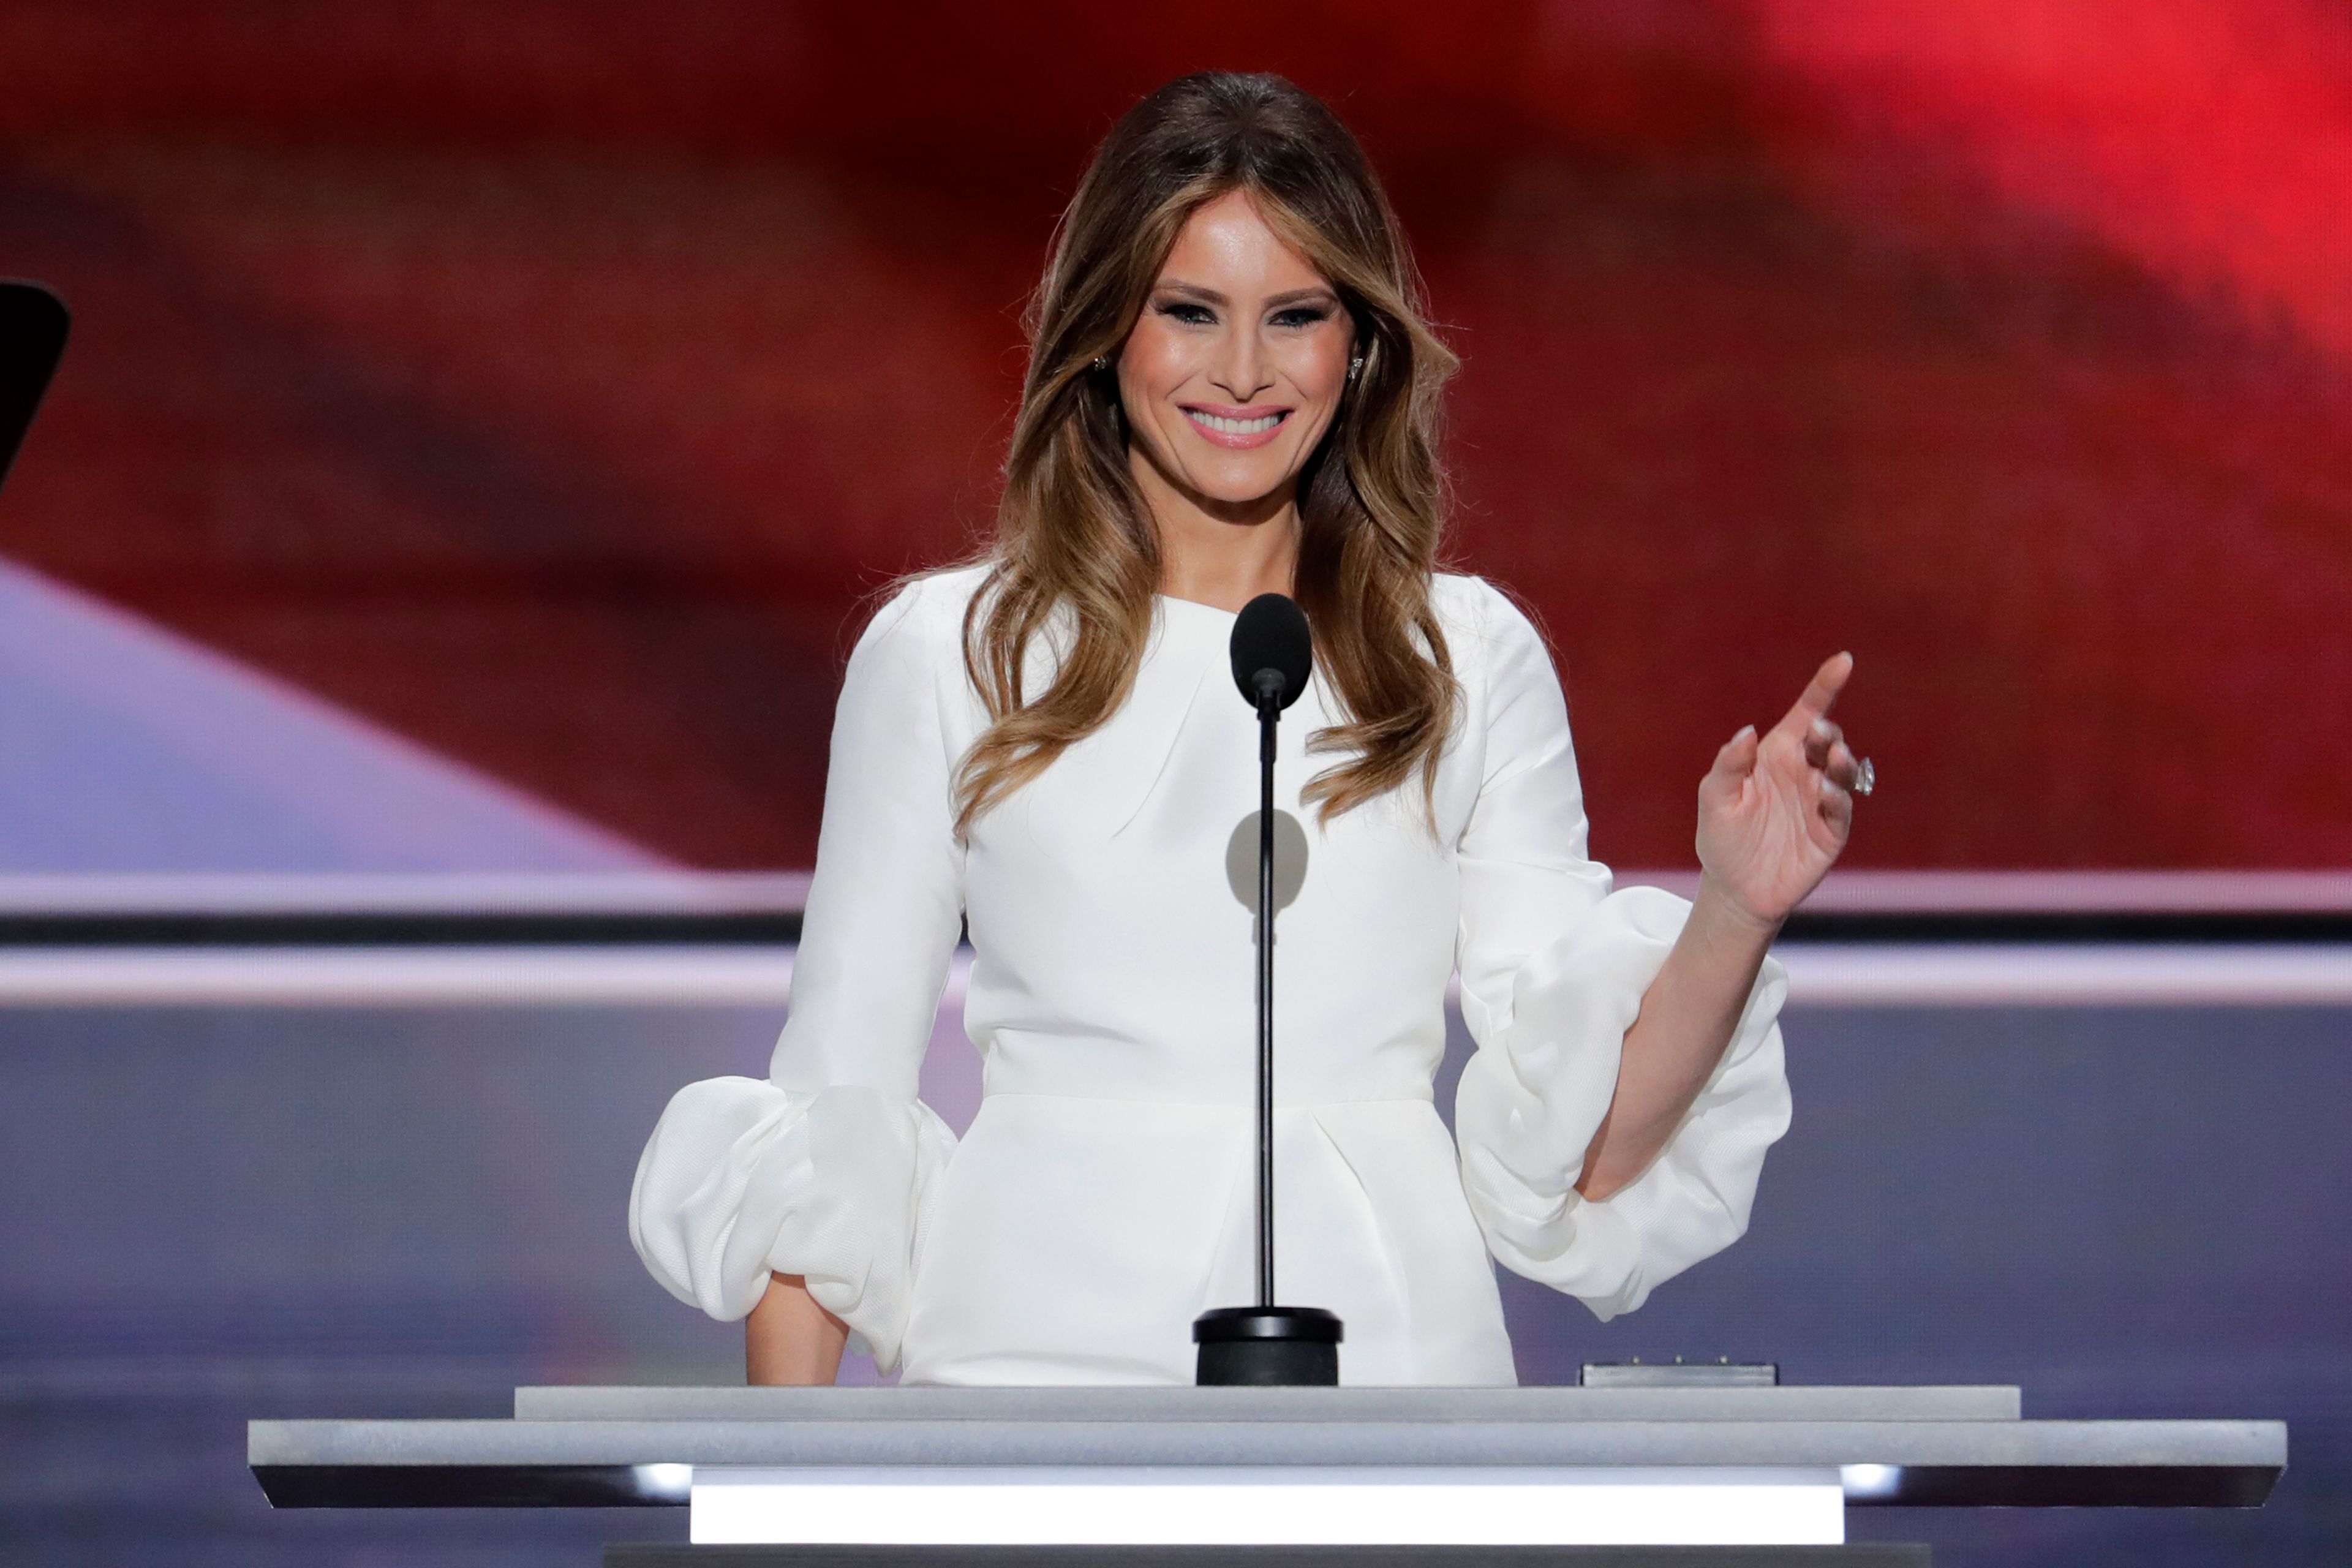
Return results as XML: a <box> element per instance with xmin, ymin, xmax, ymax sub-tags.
<box><xmin>630</xmin><ymin>566</ymin><xmax>1790</xmax><ymax>1385</ymax></box>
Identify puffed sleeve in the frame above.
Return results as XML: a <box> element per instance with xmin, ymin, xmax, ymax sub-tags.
<box><xmin>1449</xmin><ymin>579</ymin><xmax>1791</xmax><ymax>1321</ymax></box>
<box><xmin>628</xmin><ymin>575</ymin><xmax>966</xmax><ymax>1370</ymax></box>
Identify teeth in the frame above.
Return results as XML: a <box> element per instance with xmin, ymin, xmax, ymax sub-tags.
<box><xmin>1190</xmin><ymin>411</ymin><xmax>1283</xmax><ymax>435</ymax></box>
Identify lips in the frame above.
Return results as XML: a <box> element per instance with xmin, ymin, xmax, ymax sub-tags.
<box><xmin>1182</xmin><ymin>404</ymin><xmax>1291</xmax><ymax>451</ymax></box>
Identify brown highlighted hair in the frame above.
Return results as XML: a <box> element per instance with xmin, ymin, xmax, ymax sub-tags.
<box><xmin>953</xmin><ymin>71</ymin><xmax>1460</xmax><ymax>835</ymax></box>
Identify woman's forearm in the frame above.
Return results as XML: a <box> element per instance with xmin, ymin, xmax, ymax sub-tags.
<box><xmin>745</xmin><ymin>1272</ymin><xmax>850</xmax><ymax>1385</ymax></box>
<box><xmin>1575</xmin><ymin>875</ymin><xmax>1779</xmax><ymax>1201</ymax></box>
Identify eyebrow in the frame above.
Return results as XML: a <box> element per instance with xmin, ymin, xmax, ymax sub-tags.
<box><xmin>1155</xmin><ymin>280</ymin><xmax>1342</xmax><ymax>309</ymax></box>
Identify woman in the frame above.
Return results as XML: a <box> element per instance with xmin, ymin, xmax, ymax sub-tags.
<box><xmin>630</xmin><ymin>72</ymin><xmax>1864</xmax><ymax>1386</ymax></box>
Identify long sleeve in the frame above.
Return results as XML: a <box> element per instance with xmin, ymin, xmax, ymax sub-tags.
<box><xmin>628</xmin><ymin>575</ymin><xmax>967</xmax><ymax>1370</ymax></box>
<box><xmin>1449</xmin><ymin>579</ymin><xmax>1791</xmax><ymax>1321</ymax></box>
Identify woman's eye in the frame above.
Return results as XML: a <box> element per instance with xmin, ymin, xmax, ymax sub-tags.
<box><xmin>1157</xmin><ymin>301</ymin><xmax>1216</xmax><ymax>326</ymax></box>
<box><xmin>1271</xmin><ymin>307</ymin><xmax>1332</xmax><ymax>329</ymax></box>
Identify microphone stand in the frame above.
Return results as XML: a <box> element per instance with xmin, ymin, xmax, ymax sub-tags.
<box><xmin>1254</xmin><ymin>676</ymin><xmax>1279</xmax><ymax>1309</ymax></box>
<box><xmin>1192</xmin><ymin>665</ymin><xmax>1343</xmax><ymax>1385</ymax></box>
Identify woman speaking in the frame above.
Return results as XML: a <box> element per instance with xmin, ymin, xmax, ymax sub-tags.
<box><xmin>630</xmin><ymin>72</ymin><xmax>1865</xmax><ymax>1386</ymax></box>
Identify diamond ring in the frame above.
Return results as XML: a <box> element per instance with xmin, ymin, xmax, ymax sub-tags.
<box><xmin>1853</xmin><ymin>757</ymin><xmax>1876</xmax><ymax>797</ymax></box>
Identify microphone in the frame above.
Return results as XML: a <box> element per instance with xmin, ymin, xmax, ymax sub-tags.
<box><xmin>1229</xmin><ymin>592</ymin><xmax>1312</xmax><ymax>715</ymax></box>
<box><xmin>1193</xmin><ymin>592</ymin><xmax>1344</xmax><ymax>1386</ymax></box>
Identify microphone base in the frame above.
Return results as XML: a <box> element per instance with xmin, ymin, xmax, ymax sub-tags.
<box><xmin>1191</xmin><ymin>1306</ymin><xmax>1343</xmax><ymax>1386</ymax></box>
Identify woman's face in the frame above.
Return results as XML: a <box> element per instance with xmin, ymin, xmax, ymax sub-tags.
<box><xmin>1117</xmin><ymin>189</ymin><xmax>1356</xmax><ymax>511</ymax></box>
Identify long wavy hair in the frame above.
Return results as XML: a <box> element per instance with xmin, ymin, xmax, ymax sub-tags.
<box><xmin>952</xmin><ymin>71</ymin><xmax>1461</xmax><ymax>835</ymax></box>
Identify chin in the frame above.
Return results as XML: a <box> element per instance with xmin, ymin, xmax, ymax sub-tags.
<box><xmin>1181</xmin><ymin>451</ymin><xmax>1305</xmax><ymax>507</ymax></box>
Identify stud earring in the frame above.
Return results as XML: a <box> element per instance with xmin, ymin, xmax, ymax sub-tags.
<box><xmin>1091</xmin><ymin>355</ymin><xmax>1109</xmax><ymax>372</ymax></box>
<box><xmin>1347</xmin><ymin>356</ymin><xmax>1364</xmax><ymax>381</ymax></box>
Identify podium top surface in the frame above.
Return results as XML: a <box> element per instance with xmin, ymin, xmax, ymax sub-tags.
<box><xmin>250</xmin><ymin>1413</ymin><xmax>2285</xmax><ymax>1474</ymax></box>
<box><xmin>248</xmin><ymin>1384</ymin><xmax>2286</xmax><ymax>1512</ymax></box>
<box><xmin>510</xmin><ymin>1385</ymin><xmax>2022</xmax><ymax>1425</ymax></box>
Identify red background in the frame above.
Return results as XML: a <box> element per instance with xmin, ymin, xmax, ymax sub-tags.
<box><xmin>2</xmin><ymin>0</ymin><xmax>2346</xmax><ymax>869</ymax></box>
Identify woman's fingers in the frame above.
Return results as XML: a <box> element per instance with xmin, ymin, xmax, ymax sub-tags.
<box><xmin>1817</xmin><ymin>772</ymin><xmax>1855</xmax><ymax>840</ymax></box>
<box><xmin>1776</xmin><ymin>652</ymin><xmax>1854</xmax><ymax>741</ymax></box>
<box><xmin>1718</xmin><ymin>720</ymin><xmax>1862</xmax><ymax>797</ymax></box>
<box><xmin>1700</xmin><ymin>724</ymin><xmax>1760</xmax><ymax>808</ymax></box>
<box><xmin>1804</xmin><ymin>715</ymin><xmax>1844</xmax><ymax>770</ymax></box>
<box><xmin>1701</xmin><ymin>726</ymin><xmax>1757</xmax><ymax>813</ymax></box>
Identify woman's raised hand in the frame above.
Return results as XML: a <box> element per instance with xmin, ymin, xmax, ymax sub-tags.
<box><xmin>1694</xmin><ymin>653</ymin><xmax>1863</xmax><ymax>929</ymax></box>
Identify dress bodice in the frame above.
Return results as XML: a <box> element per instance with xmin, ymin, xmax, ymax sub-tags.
<box><xmin>963</xmin><ymin>594</ymin><xmax>1459</xmax><ymax>1109</ymax></box>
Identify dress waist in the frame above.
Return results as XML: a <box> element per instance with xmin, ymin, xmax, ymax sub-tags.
<box><xmin>976</xmin><ymin>1086</ymin><xmax>1438</xmax><ymax>1109</ymax></box>
<box><xmin>974</xmin><ymin>1030</ymin><xmax>1436</xmax><ymax>1110</ymax></box>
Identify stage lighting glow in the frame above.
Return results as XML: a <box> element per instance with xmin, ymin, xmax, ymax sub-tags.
<box><xmin>688</xmin><ymin>1466</ymin><xmax>1847</xmax><ymax>1547</ymax></box>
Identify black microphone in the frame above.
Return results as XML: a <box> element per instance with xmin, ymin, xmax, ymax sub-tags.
<box><xmin>1229</xmin><ymin>592</ymin><xmax>1312</xmax><ymax>715</ymax></box>
<box><xmin>1193</xmin><ymin>592</ymin><xmax>1344</xmax><ymax>1386</ymax></box>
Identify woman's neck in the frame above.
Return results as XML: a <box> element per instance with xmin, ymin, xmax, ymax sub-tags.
<box><xmin>1131</xmin><ymin>447</ymin><xmax>1300</xmax><ymax>611</ymax></box>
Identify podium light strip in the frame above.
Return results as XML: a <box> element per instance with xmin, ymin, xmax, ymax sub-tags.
<box><xmin>685</xmin><ymin>1467</ymin><xmax>1846</xmax><ymax>1547</ymax></box>
<box><xmin>5</xmin><ymin>943</ymin><xmax>2351</xmax><ymax>1007</ymax></box>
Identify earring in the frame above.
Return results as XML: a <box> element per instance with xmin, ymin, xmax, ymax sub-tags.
<box><xmin>1091</xmin><ymin>355</ymin><xmax>1109</xmax><ymax>372</ymax></box>
<box><xmin>1346</xmin><ymin>356</ymin><xmax>1363</xmax><ymax>381</ymax></box>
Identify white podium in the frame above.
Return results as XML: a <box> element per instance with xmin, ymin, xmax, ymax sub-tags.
<box><xmin>248</xmin><ymin>1382</ymin><xmax>2282</xmax><ymax>1563</ymax></box>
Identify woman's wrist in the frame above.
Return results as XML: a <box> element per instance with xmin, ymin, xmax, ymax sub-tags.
<box><xmin>745</xmin><ymin>1272</ymin><xmax>849</xmax><ymax>1386</ymax></box>
<box><xmin>1691</xmin><ymin>870</ymin><xmax>1787</xmax><ymax>949</ymax></box>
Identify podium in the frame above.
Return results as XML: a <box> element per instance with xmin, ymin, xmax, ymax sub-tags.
<box><xmin>249</xmin><ymin>1382</ymin><xmax>2283</xmax><ymax>1564</ymax></box>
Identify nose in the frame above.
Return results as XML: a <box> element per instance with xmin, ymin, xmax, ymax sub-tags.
<box><xmin>1209</xmin><ymin>320</ymin><xmax>1275</xmax><ymax>404</ymax></box>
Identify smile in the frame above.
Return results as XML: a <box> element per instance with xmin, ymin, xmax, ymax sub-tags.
<box><xmin>1182</xmin><ymin>405</ymin><xmax>1290</xmax><ymax>450</ymax></box>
